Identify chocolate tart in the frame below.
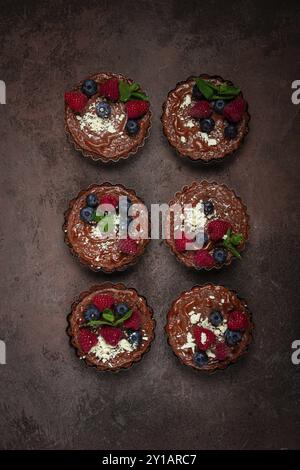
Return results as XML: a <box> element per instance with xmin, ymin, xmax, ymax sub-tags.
<box><xmin>63</xmin><ymin>183</ymin><xmax>149</xmax><ymax>273</ymax></box>
<box><xmin>165</xmin><ymin>181</ymin><xmax>249</xmax><ymax>270</ymax></box>
<box><xmin>161</xmin><ymin>74</ymin><xmax>250</xmax><ymax>163</ymax></box>
<box><xmin>165</xmin><ymin>284</ymin><xmax>253</xmax><ymax>372</ymax></box>
<box><xmin>65</xmin><ymin>72</ymin><xmax>151</xmax><ymax>163</ymax></box>
<box><xmin>67</xmin><ymin>283</ymin><xmax>155</xmax><ymax>372</ymax></box>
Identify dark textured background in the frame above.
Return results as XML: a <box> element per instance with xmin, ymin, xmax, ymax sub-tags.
<box><xmin>0</xmin><ymin>0</ymin><xmax>300</xmax><ymax>450</ymax></box>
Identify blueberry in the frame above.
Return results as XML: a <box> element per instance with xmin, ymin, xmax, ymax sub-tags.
<box><xmin>192</xmin><ymin>83</ymin><xmax>204</xmax><ymax>100</ymax></box>
<box><xmin>115</xmin><ymin>303</ymin><xmax>129</xmax><ymax>317</ymax></box>
<box><xmin>84</xmin><ymin>305</ymin><xmax>101</xmax><ymax>322</ymax></box>
<box><xmin>80</xmin><ymin>206</ymin><xmax>95</xmax><ymax>224</ymax></box>
<box><xmin>128</xmin><ymin>330</ymin><xmax>142</xmax><ymax>346</ymax></box>
<box><xmin>213</xmin><ymin>247</ymin><xmax>228</xmax><ymax>264</ymax></box>
<box><xmin>225</xmin><ymin>329</ymin><xmax>242</xmax><ymax>346</ymax></box>
<box><xmin>86</xmin><ymin>193</ymin><xmax>99</xmax><ymax>208</ymax></box>
<box><xmin>81</xmin><ymin>79</ymin><xmax>98</xmax><ymax>97</ymax></box>
<box><xmin>224</xmin><ymin>124</ymin><xmax>238</xmax><ymax>139</ymax></box>
<box><xmin>203</xmin><ymin>200</ymin><xmax>214</xmax><ymax>216</ymax></box>
<box><xmin>214</xmin><ymin>99</ymin><xmax>225</xmax><ymax>114</ymax></box>
<box><xmin>96</xmin><ymin>101</ymin><xmax>111</xmax><ymax>118</ymax></box>
<box><xmin>126</xmin><ymin>119</ymin><xmax>139</xmax><ymax>135</ymax></box>
<box><xmin>209</xmin><ymin>310</ymin><xmax>223</xmax><ymax>327</ymax></box>
<box><xmin>194</xmin><ymin>351</ymin><xmax>208</xmax><ymax>367</ymax></box>
<box><xmin>200</xmin><ymin>118</ymin><xmax>215</xmax><ymax>134</ymax></box>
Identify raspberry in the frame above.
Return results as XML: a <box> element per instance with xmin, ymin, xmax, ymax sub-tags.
<box><xmin>194</xmin><ymin>326</ymin><xmax>216</xmax><ymax>351</ymax></box>
<box><xmin>118</xmin><ymin>237</ymin><xmax>138</xmax><ymax>255</ymax></box>
<box><xmin>125</xmin><ymin>100</ymin><xmax>150</xmax><ymax>119</ymax></box>
<box><xmin>227</xmin><ymin>310</ymin><xmax>249</xmax><ymax>331</ymax></box>
<box><xmin>207</xmin><ymin>220</ymin><xmax>231</xmax><ymax>241</ymax></box>
<box><xmin>100</xmin><ymin>194</ymin><xmax>119</xmax><ymax>208</ymax></box>
<box><xmin>124</xmin><ymin>310</ymin><xmax>141</xmax><ymax>330</ymax></box>
<box><xmin>99</xmin><ymin>78</ymin><xmax>119</xmax><ymax>102</ymax></box>
<box><xmin>92</xmin><ymin>294</ymin><xmax>115</xmax><ymax>312</ymax></box>
<box><xmin>78</xmin><ymin>328</ymin><xmax>98</xmax><ymax>354</ymax></box>
<box><xmin>215</xmin><ymin>342</ymin><xmax>231</xmax><ymax>361</ymax></box>
<box><xmin>189</xmin><ymin>100</ymin><xmax>212</xmax><ymax>119</ymax></box>
<box><xmin>65</xmin><ymin>91</ymin><xmax>88</xmax><ymax>113</ymax></box>
<box><xmin>100</xmin><ymin>326</ymin><xmax>123</xmax><ymax>347</ymax></box>
<box><xmin>174</xmin><ymin>233</ymin><xmax>189</xmax><ymax>253</ymax></box>
<box><xmin>194</xmin><ymin>249</ymin><xmax>215</xmax><ymax>268</ymax></box>
<box><xmin>223</xmin><ymin>97</ymin><xmax>246</xmax><ymax>123</ymax></box>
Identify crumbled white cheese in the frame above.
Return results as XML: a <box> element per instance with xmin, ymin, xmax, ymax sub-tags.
<box><xmin>186</xmin><ymin>119</ymin><xmax>195</xmax><ymax>128</ymax></box>
<box><xmin>190</xmin><ymin>313</ymin><xmax>200</xmax><ymax>324</ymax></box>
<box><xmin>180</xmin><ymin>136</ymin><xmax>186</xmax><ymax>143</ymax></box>
<box><xmin>180</xmin><ymin>94</ymin><xmax>192</xmax><ymax>109</ymax></box>
<box><xmin>199</xmin><ymin>132</ymin><xmax>217</xmax><ymax>146</ymax></box>
<box><xmin>181</xmin><ymin>332</ymin><xmax>196</xmax><ymax>352</ymax></box>
<box><xmin>201</xmin><ymin>332</ymin><xmax>207</xmax><ymax>344</ymax></box>
<box><xmin>90</xmin><ymin>336</ymin><xmax>135</xmax><ymax>363</ymax></box>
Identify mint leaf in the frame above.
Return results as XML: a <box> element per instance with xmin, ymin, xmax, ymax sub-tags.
<box><xmin>194</xmin><ymin>78</ymin><xmax>214</xmax><ymax>100</ymax></box>
<box><xmin>86</xmin><ymin>320</ymin><xmax>113</xmax><ymax>327</ymax></box>
<box><xmin>231</xmin><ymin>233</ymin><xmax>244</xmax><ymax>245</ymax></box>
<box><xmin>218</xmin><ymin>84</ymin><xmax>240</xmax><ymax>96</ymax></box>
<box><xmin>102</xmin><ymin>308</ymin><xmax>115</xmax><ymax>323</ymax></box>
<box><xmin>129</xmin><ymin>83</ymin><xmax>139</xmax><ymax>92</ymax></box>
<box><xmin>227</xmin><ymin>244</ymin><xmax>242</xmax><ymax>260</ymax></box>
<box><xmin>119</xmin><ymin>80</ymin><xmax>132</xmax><ymax>102</ymax></box>
<box><xmin>131</xmin><ymin>91</ymin><xmax>149</xmax><ymax>101</ymax></box>
<box><xmin>113</xmin><ymin>309</ymin><xmax>132</xmax><ymax>326</ymax></box>
<box><xmin>92</xmin><ymin>213</ymin><xmax>103</xmax><ymax>223</ymax></box>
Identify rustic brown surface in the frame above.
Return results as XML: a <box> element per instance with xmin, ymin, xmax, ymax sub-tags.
<box><xmin>0</xmin><ymin>0</ymin><xmax>300</xmax><ymax>450</ymax></box>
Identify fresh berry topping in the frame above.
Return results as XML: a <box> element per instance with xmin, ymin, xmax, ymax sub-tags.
<box><xmin>194</xmin><ymin>326</ymin><xmax>216</xmax><ymax>351</ymax></box>
<box><xmin>194</xmin><ymin>351</ymin><xmax>208</xmax><ymax>367</ymax></box>
<box><xmin>92</xmin><ymin>294</ymin><xmax>115</xmax><ymax>312</ymax></box>
<box><xmin>192</xmin><ymin>83</ymin><xmax>204</xmax><ymax>100</ymax></box>
<box><xmin>96</xmin><ymin>101</ymin><xmax>111</xmax><ymax>118</ymax></box>
<box><xmin>174</xmin><ymin>233</ymin><xmax>189</xmax><ymax>253</ymax></box>
<box><xmin>118</xmin><ymin>237</ymin><xmax>138</xmax><ymax>255</ymax></box>
<box><xmin>215</xmin><ymin>342</ymin><xmax>231</xmax><ymax>361</ymax></box>
<box><xmin>78</xmin><ymin>328</ymin><xmax>98</xmax><ymax>354</ymax></box>
<box><xmin>124</xmin><ymin>310</ymin><xmax>141</xmax><ymax>330</ymax></box>
<box><xmin>200</xmin><ymin>118</ymin><xmax>215</xmax><ymax>133</ymax></box>
<box><xmin>128</xmin><ymin>330</ymin><xmax>142</xmax><ymax>346</ymax></box>
<box><xmin>100</xmin><ymin>194</ymin><xmax>119</xmax><ymax>208</ymax></box>
<box><xmin>209</xmin><ymin>310</ymin><xmax>223</xmax><ymax>327</ymax></box>
<box><xmin>100</xmin><ymin>326</ymin><xmax>123</xmax><ymax>347</ymax></box>
<box><xmin>99</xmin><ymin>78</ymin><xmax>119</xmax><ymax>102</ymax></box>
<box><xmin>81</xmin><ymin>79</ymin><xmax>98</xmax><ymax>97</ymax></box>
<box><xmin>86</xmin><ymin>193</ymin><xmax>99</xmax><ymax>208</ymax></box>
<box><xmin>203</xmin><ymin>200</ymin><xmax>214</xmax><ymax>216</ymax></box>
<box><xmin>224</xmin><ymin>124</ymin><xmax>238</xmax><ymax>139</ymax></box>
<box><xmin>80</xmin><ymin>206</ymin><xmax>95</xmax><ymax>224</ymax></box>
<box><xmin>207</xmin><ymin>220</ymin><xmax>232</xmax><ymax>241</ymax></box>
<box><xmin>65</xmin><ymin>91</ymin><xmax>88</xmax><ymax>113</ymax></box>
<box><xmin>213</xmin><ymin>99</ymin><xmax>225</xmax><ymax>114</ymax></box>
<box><xmin>115</xmin><ymin>303</ymin><xmax>129</xmax><ymax>317</ymax></box>
<box><xmin>213</xmin><ymin>247</ymin><xmax>228</xmax><ymax>264</ymax></box>
<box><xmin>225</xmin><ymin>329</ymin><xmax>242</xmax><ymax>346</ymax></box>
<box><xmin>223</xmin><ymin>97</ymin><xmax>246</xmax><ymax>123</ymax></box>
<box><xmin>189</xmin><ymin>100</ymin><xmax>212</xmax><ymax>119</ymax></box>
<box><xmin>126</xmin><ymin>119</ymin><xmax>140</xmax><ymax>135</ymax></box>
<box><xmin>194</xmin><ymin>249</ymin><xmax>215</xmax><ymax>268</ymax></box>
<box><xmin>125</xmin><ymin>100</ymin><xmax>149</xmax><ymax>119</ymax></box>
<box><xmin>227</xmin><ymin>311</ymin><xmax>249</xmax><ymax>331</ymax></box>
<box><xmin>84</xmin><ymin>305</ymin><xmax>101</xmax><ymax>322</ymax></box>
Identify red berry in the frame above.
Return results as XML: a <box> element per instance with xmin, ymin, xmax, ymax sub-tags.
<box><xmin>92</xmin><ymin>294</ymin><xmax>115</xmax><ymax>312</ymax></box>
<box><xmin>223</xmin><ymin>97</ymin><xmax>246</xmax><ymax>123</ymax></box>
<box><xmin>194</xmin><ymin>249</ymin><xmax>215</xmax><ymax>268</ymax></box>
<box><xmin>100</xmin><ymin>326</ymin><xmax>123</xmax><ymax>347</ymax></box>
<box><xmin>78</xmin><ymin>328</ymin><xmax>98</xmax><ymax>354</ymax></box>
<box><xmin>194</xmin><ymin>326</ymin><xmax>216</xmax><ymax>351</ymax></box>
<box><xmin>207</xmin><ymin>220</ymin><xmax>232</xmax><ymax>241</ymax></box>
<box><xmin>99</xmin><ymin>78</ymin><xmax>119</xmax><ymax>102</ymax></box>
<box><xmin>124</xmin><ymin>310</ymin><xmax>141</xmax><ymax>330</ymax></box>
<box><xmin>215</xmin><ymin>342</ymin><xmax>231</xmax><ymax>361</ymax></box>
<box><xmin>125</xmin><ymin>100</ymin><xmax>150</xmax><ymax>119</ymax></box>
<box><xmin>189</xmin><ymin>100</ymin><xmax>212</xmax><ymax>119</ymax></box>
<box><xmin>227</xmin><ymin>310</ymin><xmax>249</xmax><ymax>331</ymax></box>
<box><xmin>65</xmin><ymin>91</ymin><xmax>88</xmax><ymax>113</ymax></box>
<box><xmin>100</xmin><ymin>194</ymin><xmax>119</xmax><ymax>208</ymax></box>
<box><xmin>174</xmin><ymin>233</ymin><xmax>189</xmax><ymax>253</ymax></box>
<box><xmin>118</xmin><ymin>237</ymin><xmax>138</xmax><ymax>255</ymax></box>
